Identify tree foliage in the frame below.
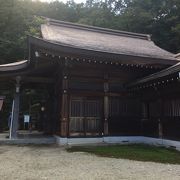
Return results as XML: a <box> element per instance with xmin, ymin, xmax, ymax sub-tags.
<box><xmin>0</xmin><ymin>0</ymin><xmax>180</xmax><ymax>64</ymax></box>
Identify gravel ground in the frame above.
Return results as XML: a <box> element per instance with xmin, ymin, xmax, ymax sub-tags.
<box><xmin>0</xmin><ymin>145</ymin><xmax>179</xmax><ymax>180</ymax></box>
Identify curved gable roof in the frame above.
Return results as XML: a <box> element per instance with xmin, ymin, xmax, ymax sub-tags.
<box><xmin>41</xmin><ymin>18</ymin><xmax>176</xmax><ymax>62</ymax></box>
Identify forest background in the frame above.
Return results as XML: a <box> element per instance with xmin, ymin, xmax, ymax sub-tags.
<box><xmin>0</xmin><ymin>0</ymin><xmax>180</xmax><ymax>63</ymax></box>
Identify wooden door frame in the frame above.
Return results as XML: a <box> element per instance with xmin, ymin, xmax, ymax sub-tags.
<box><xmin>69</xmin><ymin>95</ymin><xmax>103</xmax><ymax>137</ymax></box>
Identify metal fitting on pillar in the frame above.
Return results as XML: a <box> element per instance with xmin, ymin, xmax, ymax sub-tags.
<box><xmin>15</xmin><ymin>76</ymin><xmax>21</xmax><ymax>93</ymax></box>
<box><xmin>63</xmin><ymin>90</ymin><xmax>67</xmax><ymax>94</ymax></box>
<box><xmin>16</xmin><ymin>84</ymin><xmax>20</xmax><ymax>93</ymax></box>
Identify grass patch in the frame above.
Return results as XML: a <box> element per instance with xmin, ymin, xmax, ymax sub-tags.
<box><xmin>67</xmin><ymin>144</ymin><xmax>180</xmax><ymax>164</ymax></box>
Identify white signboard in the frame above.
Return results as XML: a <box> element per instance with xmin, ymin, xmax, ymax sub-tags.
<box><xmin>24</xmin><ymin>115</ymin><xmax>30</xmax><ymax>123</ymax></box>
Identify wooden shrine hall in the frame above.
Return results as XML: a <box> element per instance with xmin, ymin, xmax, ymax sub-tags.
<box><xmin>0</xmin><ymin>18</ymin><xmax>180</xmax><ymax>146</ymax></box>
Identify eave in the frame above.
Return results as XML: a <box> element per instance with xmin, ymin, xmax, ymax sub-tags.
<box><xmin>127</xmin><ymin>62</ymin><xmax>180</xmax><ymax>88</ymax></box>
<box><xmin>0</xmin><ymin>60</ymin><xmax>29</xmax><ymax>72</ymax></box>
<box><xmin>28</xmin><ymin>36</ymin><xmax>179</xmax><ymax>67</ymax></box>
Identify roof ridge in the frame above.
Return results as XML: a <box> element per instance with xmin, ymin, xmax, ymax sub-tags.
<box><xmin>44</xmin><ymin>17</ymin><xmax>151</xmax><ymax>41</ymax></box>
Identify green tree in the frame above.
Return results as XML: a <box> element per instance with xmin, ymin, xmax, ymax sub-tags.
<box><xmin>0</xmin><ymin>0</ymin><xmax>44</xmax><ymax>63</ymax></box>
<box><xmin>0</xmin><ymin>0</ymin><xmax>180</xmax><ymax>64</ymax></box>
<box><xmin>111</xmin><ymin>0</ymin><xmax>180</xmax><ymax>52</ymax></box>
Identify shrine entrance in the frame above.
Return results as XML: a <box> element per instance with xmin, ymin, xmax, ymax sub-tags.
<box><xmin>69</xmin><ymin>97</ymin><xmax>103</xmax><ymax>137</ymax></box>
<box><xmin>0</xmin><ymin>80</ymin><xmax>56</xmax><ymax>140</ymax></box>
<box><xmin>17</xmin><ymin>86</ymin><xmax>54</xmax><ymax>136</ymax></box>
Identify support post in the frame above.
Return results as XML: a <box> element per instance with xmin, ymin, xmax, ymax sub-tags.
<box><xmin>60</xmin><ymin>60</ymin><xmax>69</xmax><ymax>137</ymax></box>
<box><xmin>158</xmin><ymin>119</ymin><xmax>163</xmax><ymax>138</ymax></box>
<box><xmin>103</xmin><ymin>74</ymin><xmax>109</xmax><ymax>135</ymax></box>
<box><xmin>10</xmin><ymin>76</ymin><xmax>21</xmax><ymax>139</ymax></box>
<box><xmin>141</xmin><ymin>101</ymin><xmax>149</xmax><ymax>135</ymax></box>
<box><xmin>158</xmin><ymin>99</ymin><xmax>163</xmax><ymax>138</ymax></box>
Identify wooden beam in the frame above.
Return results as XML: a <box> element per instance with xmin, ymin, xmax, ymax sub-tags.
<box><xmin>22</xmin><ymin>77</ymin><xmax>55</xmax><ymax>84</ymax></box>
<box><xmin>69</xmin><ymin>75</ymin><xmax>135</xmax><ymax>83</ymax></box>
<box><xmin>70</xmin><ymin>76</ymin><xmax>104</xmax><ymax>83</ymax></box>
<box><xmin>69</xmin><ymin>90</ymin><xmax>127</xmax><ymax>97</ymax></box>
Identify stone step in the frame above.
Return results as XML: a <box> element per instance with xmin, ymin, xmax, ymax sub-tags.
<box><xmin>0</xmin><ymin>137</ymin><xmax>56</xmax><ymax>145</ymax></box>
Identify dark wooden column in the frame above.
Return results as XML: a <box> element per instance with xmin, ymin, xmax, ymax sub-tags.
<box><xmin>60</xmin><ymin>60</ymin><xmax>69</xmax><ymax>137</ymax></box>
<box><xmin>103</xmin><ymin>74</ymin><xmax>109</xmax><ymax>135</ymax></box>
<box><xmin>10</xmin><ymin>76</ymin><xmax>21</xmax><ymax>139</ymax></box>
<box><xmin>158</xmin><ymin>99</ymin><xmax>163</xmax><ymax>138</ymax></box>
<box><xmin>52</xmin><ymin>87</ymin><xmax>58</xmax><ymax>134</ymax></box>
<box><xmin>141</xmin><ymin>101</ymin><xmax>149</xmax><ymax>135</ymax></box>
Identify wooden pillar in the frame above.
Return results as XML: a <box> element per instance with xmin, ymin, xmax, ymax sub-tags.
<box><xmin>158</xmin><ymin>99</ymin><xmax>163</xmax><ymax>138</ymax></box>
<box><xmin>10</xmin><ymin>76</ymin><xmax>21</xmax><ymax>139</ymax></box>
<box><xmin>52</xmin><ymin>90</ymin><xmax>58</xmax><ymax>134</ymax></box>
<box><xmin>141</xmin><ymin>101</ymin><xmax>149</xmax><ymax>135</ymax></box>
<box><xmin>103</xmin><ymin>74</ymin><xmax>109</xmax><ymax>135</ymax></box>
<box><xmin>158</xmin><ymin>119</ymin><xmax>163</xmax><ymax>138</ymax></box>
<box><xmin>60</xmin><ymin>60</ymin><xmax>69</xmax><ymax>137</ymax></box>
<box><xmin>44</xmin><ymin>88</ymin><xmax>54</xmax><ymax>134</ymax></box>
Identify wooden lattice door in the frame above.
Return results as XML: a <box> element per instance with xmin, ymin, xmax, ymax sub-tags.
<box><xmin>69</xmin><ymin>97</ymin><xmax>102</xmax><ymax>136</ymax></box>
